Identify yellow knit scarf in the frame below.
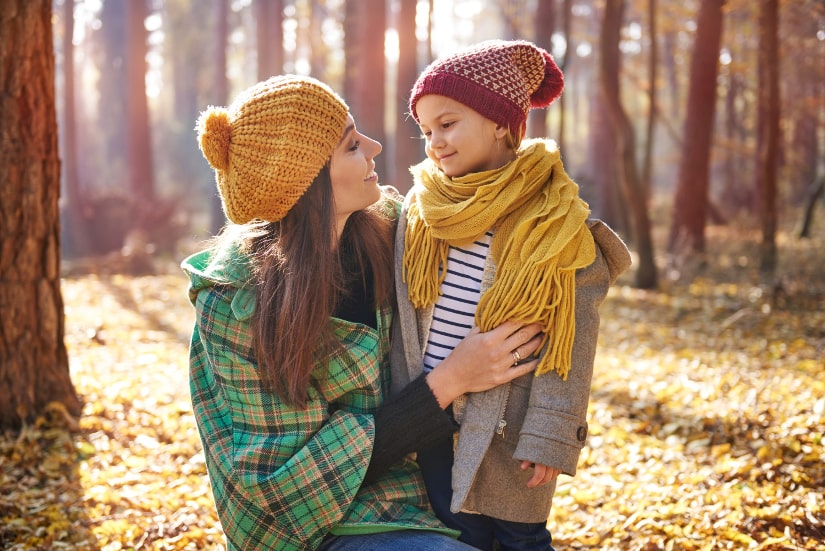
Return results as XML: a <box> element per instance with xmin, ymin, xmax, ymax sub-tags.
<box><xmin>404</xmin><ymin>139</ymin><xmax>595</xmax><ymax>378</ymax></box>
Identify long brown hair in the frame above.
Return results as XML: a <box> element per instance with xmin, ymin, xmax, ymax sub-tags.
<box><xmin>245</xmin><ymin>167</ymin><xmax>395</xmax><ymax>407</ymax></box>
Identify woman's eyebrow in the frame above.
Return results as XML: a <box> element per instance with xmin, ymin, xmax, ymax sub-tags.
<box><xmin>338</xmin><ymin>123</ymin><xmax>355</xmax><ymax>145</ymax></box>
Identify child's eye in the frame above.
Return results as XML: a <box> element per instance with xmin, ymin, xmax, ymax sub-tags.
<box><xmin>442</xmin><ymin>121</ymin><xmax>454</xmax><ymax>129</ymax></box>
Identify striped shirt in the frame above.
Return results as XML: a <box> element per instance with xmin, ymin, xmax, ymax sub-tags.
<box><xmin>423</xmin><ymin>231</ymin><xmax>493</xmax><ymax>372</ymax></box>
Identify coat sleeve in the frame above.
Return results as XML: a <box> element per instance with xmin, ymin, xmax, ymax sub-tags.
<box><xmin>514</xmin><ymin>220</ymin><xmax>630</xmax><ymax>475</ymax></box>
<box><xmin>190</xmin><ymin>285</ymin><xmax>374</xmax><ymax>550</ymax></box>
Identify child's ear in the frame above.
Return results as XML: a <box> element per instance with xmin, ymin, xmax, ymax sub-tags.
<box><xmin>494</xmin><ymin>125</ymin><xmax>509</xmax><ymax>140</ymax></box>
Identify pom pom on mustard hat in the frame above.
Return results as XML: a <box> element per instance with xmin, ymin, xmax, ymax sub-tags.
<box><xmin>196</xmin><ymin>75</ymin><xmax>349</xmax><ymax>224</ymax></box>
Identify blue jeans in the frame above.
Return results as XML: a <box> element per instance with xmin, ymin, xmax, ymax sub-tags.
<box><xmin>417</xmin><ymin>436</ymin><xmax>554</xmax><ymax>551</ymax></box>
<box><xmin>317</xmin><ymin>530</ymin><xmax>478</xmax><ymax>550</ymax></box>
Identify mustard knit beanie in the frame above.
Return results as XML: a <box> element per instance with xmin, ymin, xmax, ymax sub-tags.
<box><xmin>409</xmin><ymin>39</ymin><xmax>563</xmax><ymax>137</ymax></box>
<box><xmin>196</xmin><ymin>75</ymin><xmax>349</xmax><ymax>224</ymax></box>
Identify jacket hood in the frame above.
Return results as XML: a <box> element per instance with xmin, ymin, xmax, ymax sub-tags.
<box><xmin>181</xmin><ymin>233</ymin><xmax>257</xmax><ymax>320</ymax></box>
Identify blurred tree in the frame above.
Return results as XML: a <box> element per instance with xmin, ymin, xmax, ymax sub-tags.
<box><xmin>756</xmin><ymin>0</ymin><xmax>779</xmax><ymax>273</ymax></box>
<box><xmin>60</xmin><ymin>0</ymin><xmax>92</xmax><ymax>257</ymax></box>
<box><xmin>0</xmin><ymin>0</ymin><xmax>81</xmax><ymax>430</ymax></box>
<box><xmin>393</xmin><ymin>0</ymin><xmax>421</xmax><ymax>192</ymax></box>
<box><xmin>640</xmin><ymin>0</ymin><xmax>658</xmax><ymax>201</ymax></box>
<box><xmin>308</xmin><ymin>0</ymin><xmax>327</xmax><ymax>78</ymax></box>
<box><xmin>717</xmin><ymin>4</ymin><xmax>754</xmax><ymax>216</ymax></box>
<box><xmin>599</xmin><ymin>0</ymin><xmax>657</xmax><ymax>289</ymax></box>
<box><xmin>344</xmin><ymin>0</ymin><xmax>387</xmax><ymax>180</ymax></box>
<box><xmin>426</xmin><ymin>0</ymin><xmax>434</xmax><ymax>62</ymax></box>
<box><xmin>160</xmin><ymin>0</ymin><xmax>222</xmax><ymax>237</ymax></box>
<box><xmin>668</xmin><ymin>0</ymin><xmax>725</xmax><ymax>257</ymax></box>
<box><xmin>126</xmin><ymin>0</ymin><xmax>156</xmax><ymax>212</ymax></box>
<box><xmin>209</xmin><ymin>0</ymin><xmax>230</xmax><ymax>235</ymax></box>
<box><xmin>498</xmin><ymin>0</ymin><xmax>525</xmax><ymax>38</ymax></box>
<box><xmin>96</xmin><ymin>0</ymin><xmax>128</xmax><ymax>189</ymax></box>
<box><xmin>799</xmin><ymin>177</ymin><xmax>824</xmax><ymax>239</ymax></box>
<box><xmin>783</xmin><ymin>2</ymin><xmax>823</xmax><ymax>201</ymax></box>
<box><xmin>556</xmin><ymin>0</ymin><xmax>572</xmax><ymax>153</ymax></box>
<box><xmin>719</xmin><ymin>22</ymin><xmax>748</xmax><ymax>212</ymax></box>
<box><xmin>256</xmin><ymin>0</ymin><xmax>285</xmax><ymax>81</ymax></box>
<box><xmin>527</xmin><ymin>0</ymin><xmax>555</xmax><ymax>139</ymax></box>
<box><xmin>661</xmin><ymin>28</ymin><xmax>680</xmax><ymax>123</ymax></box>
<box><xmin>580</xmin><ymin>0</ymin><xmax>623</xmax><ymax>230</ymax></box>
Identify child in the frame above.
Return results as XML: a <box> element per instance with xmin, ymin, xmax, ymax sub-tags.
<box><xmin>389</xmin><ymin>40</ymin><xmax>632</xmax><ymax>550</ymax></box>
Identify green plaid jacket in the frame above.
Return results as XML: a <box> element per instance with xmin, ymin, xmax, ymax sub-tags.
<box><xmin>181</xmin><ymin>238</ymin><xmax>452</xmax><ymax>550</ymax></box>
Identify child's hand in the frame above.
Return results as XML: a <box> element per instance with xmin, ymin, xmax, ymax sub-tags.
<box><xmin>520</xmin><ymin>461</ymin><xmax>561</xmax><ymax>488</ymax></box>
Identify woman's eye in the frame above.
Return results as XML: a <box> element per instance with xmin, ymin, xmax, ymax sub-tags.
<box><xmin>349</xmin><ymin>140</ymin><xmax>361</xmax><ymax>151</ymax></box>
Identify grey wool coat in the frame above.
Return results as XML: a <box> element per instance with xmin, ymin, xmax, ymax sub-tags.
<box><xmin>390</xmin><ymin>199</ymin><xmax>632</xmax><ymax>523</ymax></box>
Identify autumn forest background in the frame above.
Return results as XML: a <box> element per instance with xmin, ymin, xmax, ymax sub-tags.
<box><xmin>1</xmin><ymin>0</ymin><xmax>823</xmax><ymax>549</ymax></box>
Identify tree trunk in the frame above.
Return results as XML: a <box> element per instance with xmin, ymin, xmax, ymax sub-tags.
<box><xmin>588</xmin><ymin>88</ymin><xmax>623</xmax><ymax>232</ymax></box>
<box><xmin>662</xmin><ymin>31</ymin><xmax>680</xmax><ymax>122</ymax></box>
<box><xmin>799</xmin><ymin>178</ymin><xmax>824</xmax><ymax>239</ymax></box>
<box><xmin>599</xmin><ymin>0</ymin><xmax>657</xmax><ymax>289</ymax></box>
<box><xmin>757</xmin><ymin>0</ymin><xmax>780</xmax><ymax>273</ymax></box>
<box><xmin>668</xmin><ymin>0</ymin><xmax>725</xmax><ymax>256</ymax></box>
<box><xmin>556</xmin><ymin>0</ymin><xmax>572</xmax><ymax>153</ymax></box>
<box><xmin>97</xmin><ymin>0</ymin><xmax>128</xmax><ymax>187</ymax></box>
<box><xmin>308</xmin><ymin>0</ymin><xmax>326</xmax><ymax>79</ymax></box>
<box><xmin>163</xmin><ymin>0</ymin><xmax>217</xmax><ymax>237</ymax></box>
<box><xmin>426</xmin><ymin>0</ymin><xmax>434</xmax><ymax>63</ymax></box>
<box><xmin>393</xmin><ymin>0</ymin><xmax>421</xmax><ymax>194</ymax></box>
<box><xmin>61</xmin><ymin>0</ymin><xmax>91</xmax><ymax>258</ymax></box>
<box><xmin>210</xmin><ymin>0</ymin><xmax>230</xmax><ymax>235</ymax></box>
<box><xmin>256</xmin><ymin>0</ymin><xmax>284</xmax><ymax>81</ymax></box>
<box><xmin>125</xmin><ymin>0</ymin><xmax>156</xmax><ymax>216</ymax></box>
<box><xmin>344</xmin><ymin>0</ymin><xmax>387</xmax><ymax>180</ymax></box>
<box><xmin>527</xmin><ymin>0</ymin><xmax>555</xmax><ymax>139</ymax></box>
<box><xmin>640</xmin><ymin>0</ymin><xmax>658</xmax><ymax>199</ymax></box>
<box><xmin>0</xmin><ymin>0</ymin><xmax>81</xmax><ymax>430</ymax></box>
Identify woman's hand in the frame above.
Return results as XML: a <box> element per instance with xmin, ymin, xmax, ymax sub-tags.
<box><xmin>425</xmin><ymin>321</ymin><xmax>543</xmax><ymax>409</ymax></box>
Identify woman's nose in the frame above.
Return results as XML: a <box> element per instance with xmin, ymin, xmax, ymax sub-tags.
<box><xmin>366</xmin><ymin>135</ymin><xmax>382</xmax><ymax>157</ymax></box>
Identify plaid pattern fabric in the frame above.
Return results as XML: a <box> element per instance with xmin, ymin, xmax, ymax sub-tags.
<box><xmin>183</xmin><ymin>244</ymin><xmax>451</xmax><ymax>550</ymax></box>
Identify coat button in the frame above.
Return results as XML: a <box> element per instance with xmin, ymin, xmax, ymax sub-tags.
<box><xmin>576</xmin><ymin>426</ymin><xmax>587</xmax><ymax>441</ymax></box>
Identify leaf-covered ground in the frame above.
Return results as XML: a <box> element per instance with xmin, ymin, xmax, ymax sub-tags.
<box><xmin>1</xmin><ymin>222</ymin><xmax>823</xmax><ymax>550</ymax></box>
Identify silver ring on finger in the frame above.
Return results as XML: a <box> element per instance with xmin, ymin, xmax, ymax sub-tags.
<box><xmin>512</xmin><ymin>349</ymin><xmax>521</xmax><ymax>366</ymax></box>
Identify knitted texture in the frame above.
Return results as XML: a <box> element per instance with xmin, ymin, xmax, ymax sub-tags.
<box><xmin>197</xmin><ymin>75</ymin><xmax>349</xmax><ymax>224</ymax></box>
<box><xmin>403</xmin><ymin>139</ymin><xmax>595</xmax><ymax>379</ymax></box>
<box><xmin>409</xmin><ymin>40</ymin><xmax>564</xmax><ymax>136</ymax></box>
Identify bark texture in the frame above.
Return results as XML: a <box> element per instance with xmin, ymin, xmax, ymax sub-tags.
<box><xmin>0</xmin><ymin>0</ymin><xmax>81</xmax><ymax>430</ymax></box>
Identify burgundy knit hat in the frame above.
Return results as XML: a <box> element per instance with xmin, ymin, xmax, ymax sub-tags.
<box><xmin>409</xmin><ymin>39</ymin><xmax>564</xmax><ymax>136</ymax></box>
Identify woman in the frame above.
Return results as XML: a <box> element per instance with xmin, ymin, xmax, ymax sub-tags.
<box><xmin>182</xmin><ymin>74</ymin><xmax>543</xmax><ymax>550</ymax></box>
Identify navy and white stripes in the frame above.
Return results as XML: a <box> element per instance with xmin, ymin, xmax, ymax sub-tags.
<box><xmin>422</xmin><ymin>232</ymin><xmax>493</xmax><ymax>372</ymax></box>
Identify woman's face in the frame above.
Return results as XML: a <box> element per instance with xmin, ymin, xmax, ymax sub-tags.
<box><xmin>415</xmin><ymin>94</ymin><xmax>512</xmax><ymax>178</ymax></box>
<box><xmin>329</xmin><ymin>114</ymin><xmax>383</xmax><ymax>237</ymax></box>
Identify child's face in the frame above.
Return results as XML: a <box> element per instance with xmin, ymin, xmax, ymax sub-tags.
<box><xmin>416</xmin><ymin>95</ymin><xmax>512</xmax><ymax>178</ymax></box>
